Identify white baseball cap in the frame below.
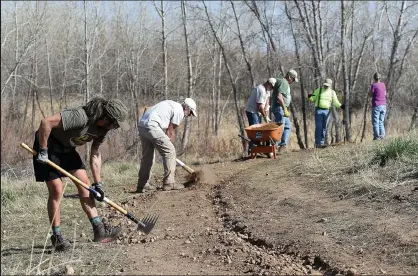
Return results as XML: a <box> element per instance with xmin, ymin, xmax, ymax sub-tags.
<box><xmin>184</xmin><ymin>98</ymin><xmax>197</xmax><ymax>117</ymax></box>
<box><xmin>323</xmin><ymin>78</ymin><xmax>333</xmax><ymax>87</ymax></box>
<box><xmin>268</xmin><ymin>78</ymin><xmax>277</xmax><ymax>87</ymax></box>
<box><xmin>288</xmin><ymin>69</ymin><xmax>298</xmax><ymax>82</ymax></box>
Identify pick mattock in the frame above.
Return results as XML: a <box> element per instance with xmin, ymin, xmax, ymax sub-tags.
<box><xmin>176</xmin><ymin>158</ymin><xmax>203</xmax><ymax>185</ymax></box>
<box><xmin>20</xmin><ymin>143</ymin><xmax>158</xmax><ymax>234</ymax></box>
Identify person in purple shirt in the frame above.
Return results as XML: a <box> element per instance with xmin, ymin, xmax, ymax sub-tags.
<box><xmin>369</xmin><ymin>72</ymin><xmax>387</xmax><ymax>140</ymax></box>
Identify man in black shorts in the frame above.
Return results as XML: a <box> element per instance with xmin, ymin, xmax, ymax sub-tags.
<box><xmin>33</xmin><ymin>97</ymin><xmax>129</xmax><ymax>251</ymax></box>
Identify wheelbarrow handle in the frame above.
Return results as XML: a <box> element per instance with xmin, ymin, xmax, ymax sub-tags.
<box><xmin>238</xmin><ymin>134</ymin><xmax>252</xmax><ymax>143</ymax></box>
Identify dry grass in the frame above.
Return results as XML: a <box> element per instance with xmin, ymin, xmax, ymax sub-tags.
<box><xmin>0</xmin><ymin>160</ymin><xmax>158</xmax><ymax>275</ymax></box>
<box><xmin>299</xmin><ymin>131</ymin><xmax>418</xmax><ymax>197</ymax></box>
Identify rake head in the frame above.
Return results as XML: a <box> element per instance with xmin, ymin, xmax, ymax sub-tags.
<box><xmin>137</xmin><ymin>214</ymin><xmax>159</xmax><ymax>234</ymax></box>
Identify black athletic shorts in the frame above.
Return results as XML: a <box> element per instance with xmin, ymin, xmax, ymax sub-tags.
<box><xmin>32</xmin><ymin>131</ymin><xmax>86</xmax><ymax>182</ymax></box>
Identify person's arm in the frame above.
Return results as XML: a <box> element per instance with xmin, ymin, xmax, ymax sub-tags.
<box><xmin>90</xmin><ymin>140</ymin><xmax>102</xmax><ymax>183</ymax></box>
<box><xmin>277</xmin><ymin>93</ymin><xmax>286</xmax><ymax>108</ymax></box>
<box><xmin>332</xmin><ymin>91</ymin><xmax>342</xmax><ymax>108</ymax></box>
<box><xmin>308</xmin><ymin>89</ymin><xmax>317</xmax><ymax>102</ymax></box>
<box><xmin>257</xmin><ymin>103</ymin><xmax>267</xmax><ymax>117</ymax></box>
<box><xmin>264</xmin><ymin>96</ymin><xmax>270</xmax><ymax>113</ymax></box>
<box><xmin>167</xmin><ymin>123</ymin><xmax>178</xmax><ymax>142</ymax></box>
<box><xmin>38</xmin><ymin>113</ymin><xmax>63</xmax><ymax>149</ymax></box>
<box><xmin>368</xmin><ymin>85</ymin><xmax>374</xmax><ymax>97</ymax></box>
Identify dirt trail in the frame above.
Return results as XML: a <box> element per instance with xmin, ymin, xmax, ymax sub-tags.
<box><xmin>3</xmin><ymin>149</ymin><xmax>415</xmax><ymax>275</ymax></box>
<box><xmin>98</xmin><ymin>158</ymin><xmax>322</xmax><ymax>275</ymax></box>
<box><xmin>95</xmin><ymin>149</ymin><xmax>417</xmax><ymax>275</ymax></box>
<box><xmin>217</xmin><ymin>150</ymin><xmax>418</xmax><ymax>275</ymax></box>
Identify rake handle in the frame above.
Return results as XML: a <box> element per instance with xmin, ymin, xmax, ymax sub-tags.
<box><xmin>19</xmin><ymin>143</ymin><xmax>143</xmax><ymax>225</ymax></box>
<box><xmin>175</xmin><ymin>158</ymin><xmax>194</xmax><ymax>174</ymax></box>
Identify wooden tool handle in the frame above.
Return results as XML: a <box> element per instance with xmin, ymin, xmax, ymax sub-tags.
<box><xmin>176</xmin><ymin>158</ymin><xmax>195</xmax><ymax>174</ymax></box>
<box><xmin>20</xmin><ymin>142</ymin><xmax>128</xmax><ymax>215</ymax></box>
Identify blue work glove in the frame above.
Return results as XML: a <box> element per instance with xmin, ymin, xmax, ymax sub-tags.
<box><xmin>36</xmin><ymin>148</ymin><xmax>49</xmax><ymax>164</ymax></box>
<box><xmin>90</xmin><ymin>182</ymin><xmax>105</xmax><ymax>201</ymax></box>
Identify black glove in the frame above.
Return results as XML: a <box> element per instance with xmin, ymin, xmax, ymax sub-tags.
<box><xmin>36</xmin><ymin>148</ymin><xmax>49</xmax><ymax>164</ymax></box>
<box><xmin>340</xmin><ymin>104</ymin><xmax>345</xmax><ymax>110</ymax></box>
<box><xmin>90</xmin><ymin>182</ymin><xmax>105</xmax><ymax>201</ymax></box>
<box><xmin>308</xmin><ymin>94</ymin><xmax>313</xmax><ymax>98</ymax></box>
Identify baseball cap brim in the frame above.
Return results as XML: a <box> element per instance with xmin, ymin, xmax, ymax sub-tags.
<box><xmin>323</xmin><ymin>83</ymin><xmax>331</xmax><ymax>86</ymax></box>
<box><xmin>190</xmin><ymin>109</ymin><xmax>197</xmax><ymax>117</ymax></box>
<box><xmin>294</xmin><ymin>76</ymin><xmax>299</xmax><ymax>83</ymax></box>
<box><xmin>118</xmin><ymin>120</ymin><xmax>130</xmax><ymax>131</ymax></box>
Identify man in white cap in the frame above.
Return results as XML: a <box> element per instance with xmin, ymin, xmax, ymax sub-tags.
<box><xmin>245</xmin><ymin>78</ymin><xmax>276</xmax><ymax>126</ymax></box>
<box><xmin>308</xmin><ymin>78</ymin><xmax>344</xmax><ymax>148</ymax></box>
<box><xmin>136</xmin><ymin>98</ymin><xmax>197</xmax><ymax>193</ymax></box>
<box><xmin>271</xmin><ymin>69</ymin><xmax>298</xmax><ymax>152</ymax></box>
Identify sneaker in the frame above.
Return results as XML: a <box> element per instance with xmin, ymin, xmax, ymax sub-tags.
<box><xmin>50</xmin><ymin>234</ymin><xmax>72</xmax><ymax>252</ymax></box>
<box><xmin>162</xmin><ymin>183</ymin><xmax>184</xmax><ymax>191</ymax></box>
<box><xmin>93</xmin><ymin>222</ymin><xmax>121</xmax><ymax>243</ymax></box>
<box><xmin>136</xmin><ymin>183</ymin><xmax>156</xmax><ymax>193</ymax></box>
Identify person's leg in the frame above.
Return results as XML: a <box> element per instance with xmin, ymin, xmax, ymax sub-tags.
<box><xmin>273</xmin><ymin>106</ymin><xmax>284</xmax><ymax>147</ymax></box>
<box><xmin>70</xmin><ymin>169</ymin><xmax>96</xmax><ymax>219</ymax></box>
<box><xmin>45</xmin><ymin>178</ymin><xmax>65</xmax><ymax>231</ymax></box>
<box><xmin>281</xmin><ymin>117</ymin><xmax>291</xmax><ymax>146</ymax></box>
<box><xmin>320</xmin><ymin>110</ymin><xmax>330</xmax><ymax>146</ymax></box>
<box><xmin>314</xmin><ymin>109</ymin><xmax>322</xmax><ymax>147</ymax></box>
<box><xmin>148</xmin><ymin>128</ymin><xmax>180</xmax><ymax>190</ymax></box>
<box><xmin>137</xmin><ymin>129</ymin><xmax>156</xmax><ymax>191</ymax></box>
<box><xmin>246</xmin><ymin>111</ymin><xmax>255</xmax><ymax>126</ymax></box>
<box><xmin>371</xmin><ymin>106</ymin><xmax>379</xmax><ymax>140</ymax></box>
<box><xmin>71</xmin><ymin>169</ymin><xmax>121</xmax><ymax>243</ymax></box>
<box><xmin>45</xmin><ymin>178</ymin><xmax>72</xmax><ymax>251</ymax></box>
<box><xmin>379</xmin><ymin>105</ymin><xmax>386</xmax><ymax>139</ymax></box>
<box><xmin>256</xmin><ymin>113</ymin><xmax>261</xmax><ymax>124</ymax></box>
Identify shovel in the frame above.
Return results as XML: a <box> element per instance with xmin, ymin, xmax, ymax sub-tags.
<box><xmin>20</xmin><ymin>143</ymin><xmax>158</xmax><ymax>234</ymax></box>
<box><xmin>176</xmin><ymin>158</ymin><xmax>195</xmax><ymax>174</ymax></box>
<box><xmin>176</xmin><ymin>158</ymin><xmax>204</xmax><ymax>185</ymax></box>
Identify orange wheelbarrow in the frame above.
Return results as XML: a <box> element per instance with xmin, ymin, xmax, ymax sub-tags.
<box><xmin>239</xmin><ymin>123</ymin><xmax>283</xmax><ymax>159</ymax></box>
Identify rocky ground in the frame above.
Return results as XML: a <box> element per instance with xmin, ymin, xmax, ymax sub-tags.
<box><xmin>1</xmin><ymin>148</ymin><xmax>417</xmax><ymax>275</ymax></box>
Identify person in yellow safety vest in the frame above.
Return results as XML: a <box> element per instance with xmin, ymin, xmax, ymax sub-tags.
<box><xmin>308</xmin><ymin>78</ymin><xmax>345</xmax><ymax>148</ymax></box>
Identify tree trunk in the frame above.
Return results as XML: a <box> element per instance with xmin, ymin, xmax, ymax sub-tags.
<box><xmin>45</xmin><ymin>38</ymin><xmax>54</xmax><ymax>115</ymax></box>
<box><xmin>289</xmin><ymin>104</ymin><xmax>305</xmax><ymax>149</ymax></box>
<box><xmin>84</xmin><ymin>0</ymin><xmax>90</xmax><ymax>162</ymax></box>
<box><xmin>285</xmin><ymin>2</ymin><xmax>308</xmax><ymax>148</ymax></box>
<box><xmin>203</xmin><ymin>1</ymin><xmax>245</xmax><ymax>150</ymax></box>
<box><xmin>231</xmin><ymin>1</ymin><xmax>254</xmax><ymax>86</ymax></box>
<box><xmin>341</xmin><ymin>0</ymin><xmax>352</xmax><ymax>142</ymax></box>
<box><xmin>215</xmin><ymin>45</ymin><xmax>222</xmax><ymax>136</ymax></box>
<box><xmin>181</xmin><ymin>1</ymin><xmax>193</xmax><ymax>154</ymax></box>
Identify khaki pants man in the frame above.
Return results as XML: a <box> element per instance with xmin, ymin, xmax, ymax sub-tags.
<box><xmin>136</xmin><ymin>127</ymin><xmax>182</xmax><ymax>192</ymax></box>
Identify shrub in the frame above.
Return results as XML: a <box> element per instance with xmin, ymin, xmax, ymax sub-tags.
<box><xmin>371</xmin><ymin>137</ymin><xmax>418</xmax><ymax>166</ymax></box>
<box><xmin>1</xmin><ymin>188</ymin><xmax>17</xmax><ymax>206</ymax></box>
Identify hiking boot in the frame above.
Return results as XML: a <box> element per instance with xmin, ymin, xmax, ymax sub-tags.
<box><xmin>136</xmin><ymin>183</ymin><xmax>156</xmax><ymax>193</ymax></box>
<box><xmin>162</xmin><ymin>183</ymin><xmax>184</xmax><ymax>191</ymax></box>
<box><xmin>50</xmin><ymin>234</ymin><xmax>72</xmax><ymax>252</ymax></box>
<box><xmin>93</xmin><ymin>222</ymin><xmax>121</xmax><ymax>243</ymax></box>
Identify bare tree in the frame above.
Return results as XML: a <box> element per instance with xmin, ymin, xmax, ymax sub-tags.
<box><xmin>203</xmin><ymin>1</ymin><xmax>246</xmax><ymax>149</ymax></box>
<box><xmin>230</xmin><ymin>1</ymin><xmax>254</xmax><ymax>86</ymax></box>
<box><xmin>180</xmin><ymin>0</ymin><xmax>194</xmax><ymax>153</ymax></box>
<box><xmin>153</xmin><ymin>1</ymin><xmax>168</xmax><ymax>100</ymax></box>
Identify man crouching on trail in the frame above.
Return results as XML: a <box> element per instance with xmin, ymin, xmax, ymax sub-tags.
<box><xmin>33</xmin><ymin>97</ymin><xmax>129</xmax><ymax>251</ymax></box>
<box><xmin>136</xmin><ymin>98</ymin><xmax>197</xmax><ymax>193</ymax></box>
